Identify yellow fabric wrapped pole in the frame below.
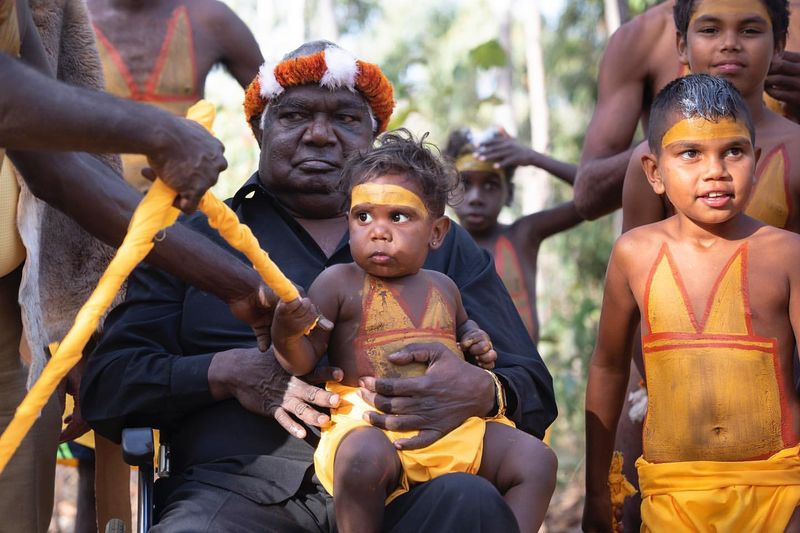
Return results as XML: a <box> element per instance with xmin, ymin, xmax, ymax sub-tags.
<box><xmin>0</xmin><ymin>100</ymin><xmax>299</xmax><ymax>473</ymax></box>
<box><xmin>174</xmin><ymin>99</ymin><xmax>298</xmax><ymax>302</ymax></box>
<box><xmin>198</xmin><ymin>192</ymin><xmax>298</xmax><ymax>302</ymax></box>
<box><xmin>0</xmin><ymin>180</ymin><xmax>179</xmax><ymax>473</ymax></box>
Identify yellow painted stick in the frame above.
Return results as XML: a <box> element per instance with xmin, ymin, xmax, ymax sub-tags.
<box><xmin>0</xmin><ymin>180</ymin><xmax>179</xmax><ymax>473</ymax></box>
<box><xmin>0</xmin><ymin>100</ymin><xmax>298</xmax><ymax>473</ymax></box>
<box><xmin>198</xmin><ymin>192</ymin><xmax>298</xmax><ymax>302</ymax></box>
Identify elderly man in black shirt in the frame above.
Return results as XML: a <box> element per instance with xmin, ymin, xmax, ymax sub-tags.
<box><xmin>82</xmin><ymin>41</ymin><xmax>557</xmax><ymax>532</ymax></box>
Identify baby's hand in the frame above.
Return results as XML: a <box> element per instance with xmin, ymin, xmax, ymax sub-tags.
<box><xmin>272</xmin><ymin>297</ymin><xmax>324</xmax><ymax>341</ymax></box>
<box><xmin>459</xmin><ymin>327</ymin><xmax>497</xmax><ymax>369</ymax></box>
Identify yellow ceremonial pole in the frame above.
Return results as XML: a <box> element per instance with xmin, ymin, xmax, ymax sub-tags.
<box><xmin>197</xmin><ymin>192</ymin><xmax>298</xmax><ymax>302</ymax></box>
<box><xmin>0</xmin><ymin>101</ymin><xmax>300</xmax><ymax>473</ymax></box>
<box><xmin>0</xmin><ymin>180</ymin><xmax>179</xmax><ymax>473</ymax></box>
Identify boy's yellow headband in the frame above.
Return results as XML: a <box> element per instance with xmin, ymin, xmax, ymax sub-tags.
<box><xmin>351</xmin><ymin>183</ymin><xmax>428</xmax><ymax>216</ymax></box>
<box><xmin>455</xmin><ymin>152</ymin><xmax>507</xmax><ymax>179</ymax></box>
<box><xmin>661</xmin><ymin>117</ymin><xmax>750</xmax><ymax>148</ymax></box>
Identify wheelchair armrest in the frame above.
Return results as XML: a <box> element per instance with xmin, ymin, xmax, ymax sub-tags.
<box><xmin>121</xmin><ymin>427</ymin><xmax>154</xmax><ymax>468</ymax></box>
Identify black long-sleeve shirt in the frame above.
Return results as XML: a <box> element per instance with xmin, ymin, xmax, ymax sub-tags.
<box><xmin>81</xmin><ymin>173</ymin><xmax>556</xmax><ymax>505</ymax></box>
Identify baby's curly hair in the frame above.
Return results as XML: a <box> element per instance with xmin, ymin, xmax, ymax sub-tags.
<box><xmin>339</xmin><ymin>128</ymin><xmax>460</xmax><ymax>217</ymax></box>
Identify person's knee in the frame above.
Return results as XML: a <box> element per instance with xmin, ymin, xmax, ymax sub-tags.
<box><xmin>515</xmin><ymin>436</ymin><xmax>557</xmax><ymax>490</ymax></box>
<box><xmin>334</xmin><ymin>427</ymin><xmax>398</xmax><ymax>491</ymax></box>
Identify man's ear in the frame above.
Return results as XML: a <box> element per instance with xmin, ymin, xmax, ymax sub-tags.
<box><xmin>429</xmin><ymin>216</ymin><xmax>451</xmax><ymax>250</ymax></box>
<box><xmin>677</xmin><ymin>33</ymin><xmax>689</xmax><ymax>66</ymax></box>
<box><xmin>642</xmin><ymin>153</ymin><xmax>666</xmax><ymax>195</ymax></box>
<box><xmin>250</xmin><ymin>120</ymin><xmax>263</xmax><ymax>148</ymax></box>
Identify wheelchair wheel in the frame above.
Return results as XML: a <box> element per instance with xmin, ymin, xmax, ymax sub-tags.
<box><xmin>105</xmin><ymin>518</ymin><xmax>126</xmax><ymax>533</ymax></box>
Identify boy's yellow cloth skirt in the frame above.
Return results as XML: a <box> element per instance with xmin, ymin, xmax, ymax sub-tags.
<box><xmin>637</xmin><ymin>445</ymin><xmax>800</xmax><ymax>532</ymax></box>
<box><xmin>314</xmin><ymin>382</ymin><xmax>513</xmax><ymax>503</ymax></box>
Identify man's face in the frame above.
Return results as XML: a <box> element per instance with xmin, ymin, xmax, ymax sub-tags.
<box><xmin>678</xmin><ymin>0</ymin><xmax>781</xmax><ymax>98</ymax></box>
<box><xmin>258</xmin><ymin>85</ymin><xmax>375</xmax><ymax>217</ymax></box>
<box><xmin>453</xmin><ymin>170</ymin><xmax>509</xmax><ymax>234</ymax></box>
<box><xmin>643</xmin><ymin>114</ymin><xmax>756</xmax><ymax>226</ymax></box>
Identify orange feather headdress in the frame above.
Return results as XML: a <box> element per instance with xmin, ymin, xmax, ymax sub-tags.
<box><xmin>244</xmin><ymin>45</ymin><xmax>394</xmax><ymax>134</ymax></box>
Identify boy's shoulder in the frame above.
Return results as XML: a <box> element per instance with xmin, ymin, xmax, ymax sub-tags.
<box><xmin>614</xmin><ymin>222</ymin><xmax>667</xmax><ymax>258</ymax></box>
<box><xmin>747</xmin><ymin>221</ymin><xmax>800</xmax><ymax>250</ymax></box>
<box><xmin>605</xmin><ymin>2</ymin><xmax>672</xmax><ymax>70</ymax></box>
<box><xmin>609</xmin><ymin>222</ymin><xmax>676</xmax><ymax>281</ymax></box>
<box><xmin>760</xmin><ymin>111</ymin><xmax>800</xmax><ymax>155</ymax></box>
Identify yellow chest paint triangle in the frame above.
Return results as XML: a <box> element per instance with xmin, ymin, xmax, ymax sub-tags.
<box><xmin>151</xmin><ymin>6</ymin><xmax>197</xmax><ymax>103</ymax></box>
<box><xmin>93</xmin><ymin>5</ymin><xmax>197</xmax><ymax>111</ymax></box>
<box><xmin>746</xmin><ymin>144</ymin><xmax>791</xmax><ymax>229</ymax></box>
<box><xmin>645</xmin><ymin>243</ymin><xmax>750</xmax><ymax>335</ymax></box>
<box><xmin>94</xmin><ymin>29</ymin><xmax>134</xmax><ymax>99</ymax></box>
<box><xmin>362</xmin><ymin>275</ymin><xmax>415</xmax><ymax>334</ymax></box>
<box><xmin>421</xmin><ymin>287</ymin><xmax>455</xmax><ymax>330</ymax></box>
<box><xmin>357</xmin><ymin>274</ymin><xmax>459</xmax><ymax>378</ymax></box>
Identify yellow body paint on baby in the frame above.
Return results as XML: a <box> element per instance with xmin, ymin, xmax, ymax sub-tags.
<box><xmin>661</xmin><ymin>117</ymin><xmax>750</xmax><ymax>148</ymax></box>
<box><xmin>689</xmin><ymin>0</ymin><xmax>772</xmax><ymax>29</ymax></box>
<box><xmin>351</xmin><ymin>183</ymin><xmax>429</xmax><ymax>216</ymax></box>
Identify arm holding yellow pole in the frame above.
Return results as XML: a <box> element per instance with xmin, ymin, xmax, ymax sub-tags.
<box><xmin>0</xmin><ymin>100</ymin><xmax>306</xmax><ymax>473</ymax></box>
<box><xmin>0</xmin><ymin>179</ymin><xmax>179</xmax><ymax>472</ymax></box>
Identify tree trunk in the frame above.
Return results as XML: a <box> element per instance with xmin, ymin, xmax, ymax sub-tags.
<box><xmin>314</xmin><ymin>0</ymin><xmax>339</xmax><ymax>42</ymax></box>
<box><xmin>604</xmin><ymin>0</ymin><xmax>623</xmax><ymax>34</ymax></box>
<box><xmin>618</xmin><ymin>0</ymin><xmax>631</xmax><ymax>24</ymax></box>
<box><xmin>492</xmin><ymin>0</ymin><xmax>516</xmax><ymax>136</ymax></box>
<box><xmin>519</xmin><ymin>0</ymin><xmax>550</xmax><ymax>214</ymax></box>
<box><xmin>288</xmin><ymin>0</ymin><xmax>306</xmax><ymax>44</ymax></box>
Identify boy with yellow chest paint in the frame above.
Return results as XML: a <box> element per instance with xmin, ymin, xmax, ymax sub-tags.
<box><xmin>624</xmin><ymin>0</ymin><xmax>800</xmax><ymax>233</ymax></box>
<box><xmin>270</xmin><ymin>131</ymin><xmax>557</xmax><ymax>533</ymax></box>
<box><xmin>615</xmin><ymin>3</ymin><xmax>800</xmax><ymax>528</ymax></box>
<box><xmin>584</xmin><ymin>74</ymin><xmax>800</xmax><ymax>532</ymax></box>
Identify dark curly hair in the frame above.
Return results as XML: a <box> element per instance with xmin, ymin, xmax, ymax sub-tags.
<box><xmin>673</xmin><ymin>0</ymin><xmax>789</xmax><ymax>46</ymax></box>
<box><xmin>648</xmin><ymin>74</ymin><xmax>754</xmax><ymax>154</ymax></box>
<box><xmin>339</xmin><ymin>128</ymin><xmax>459</xmax><ymax>217</ymax></box>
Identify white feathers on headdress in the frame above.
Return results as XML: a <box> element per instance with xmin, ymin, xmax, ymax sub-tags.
<box><xmin>321</xmin><ymin>46</ymin><xmax>358</xmax><ymax>91</ymax></box>
<box><xmin>258</xmin><ymin>61</ymin><xmax>284</xmax><ymax>99</ymax></box>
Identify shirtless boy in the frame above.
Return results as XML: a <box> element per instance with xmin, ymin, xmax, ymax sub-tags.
<box><xmin>575</xmin><ymin>0</ymin><xmax>800</xmax><ymax>220</ymax></box>
<box><xmin>616</xmin><ymin>1</ymin><xmax>800</xmax><ymax>524</ymax></box>
<box><xmin>87</xmin><ymin>0</ymin><xmax>263</xmax><ymax>190</ymax></box>
<box><xmin>624</xmin><ymin>0</ymin><xmax>800</xmax><ymax>234</ymax></box>
<box><xmin>272</xmin><ymin>131</ymin><xmax>556</xmax><ymax>533</ymax></box>
<box><xmin>584</xmin><ymin>73</ymin><xmax>800</xmax><ymax>532</ymax></box>
<box><xmin>445</xmin><ymin>129</ymin><xmax>582</xmax><ymax>343</ymax></box>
